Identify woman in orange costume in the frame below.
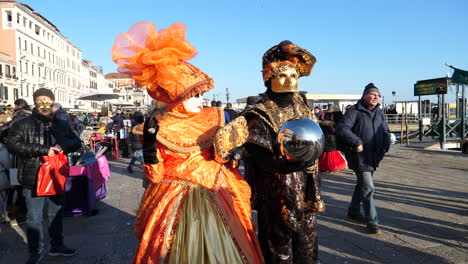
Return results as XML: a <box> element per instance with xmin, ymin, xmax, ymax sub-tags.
<box><xmin>112</xmin><ymin>22</ymin><xmax>263</xmax><ymax>264</ymax></box>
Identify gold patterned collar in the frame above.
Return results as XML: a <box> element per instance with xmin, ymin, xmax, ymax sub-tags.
<box><xmin>250</xmin><ymin>92</ymin><xmax>315</xmax><ymax>132</ymax></box>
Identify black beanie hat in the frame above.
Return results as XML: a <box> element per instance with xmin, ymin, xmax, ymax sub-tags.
<box><xmin>33</xmin><ymin>88</ymin><xmax>55</xmax><ymax>102</ymax></box>
<box><xmin>363</xmin><ymin>83</ymin><xmax>380</xmax><ymax>96</ymax></box>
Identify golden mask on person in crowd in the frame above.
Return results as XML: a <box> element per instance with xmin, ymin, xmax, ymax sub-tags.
<box><xmin>35</xmin><ymin>98</ymin><xmax>54</xmax><ymax>109</ymax></box>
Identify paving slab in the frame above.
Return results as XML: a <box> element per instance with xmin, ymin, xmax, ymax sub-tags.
<box><xmin>0</xmin><ymin>145</ymin><xmax>467</xmax><ymax>263</ymax></box>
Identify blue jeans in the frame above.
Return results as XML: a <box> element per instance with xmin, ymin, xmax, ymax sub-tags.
<box><xmin>129</xmin><ymin>149</ymin><xmax>143</xmax><ymax>167</ymax></box>
<box><xmin>23</xmin><ymin>188</ymin><xmax>64</xmax><ymax>255</ymax></box>
<box><xmin>348</xmin><ymin>171</ymin><xmax>379</xmax><ymax>225</ymax></box>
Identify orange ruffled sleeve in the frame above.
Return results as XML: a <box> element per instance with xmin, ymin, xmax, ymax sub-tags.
<box><xmin>143</xmin><ymin>146</ymin><xmax>165</xmax><ymax>184</ymax></box>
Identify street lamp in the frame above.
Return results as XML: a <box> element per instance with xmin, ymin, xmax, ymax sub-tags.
<box><xmin>392</xmin><ymin>91</ymin><xmax>396</xmax><ymax>104</ymax></box>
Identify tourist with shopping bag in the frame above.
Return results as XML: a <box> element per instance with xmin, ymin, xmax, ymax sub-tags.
<box><xmin>6</xmin><ymin>88</ymin><xmax>81</xmax><ymax>264</ymax></box>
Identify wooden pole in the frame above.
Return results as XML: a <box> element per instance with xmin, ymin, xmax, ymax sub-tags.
<box><xmin>442</xmin><ymin>93</ymin><xmax>446</xmax><ymax>149</ymax></box>
<box><xmin>419</xmin><ymin>96</ymin><xmax>423</xmax><ymax>141</ymax></box>
<box><xmin>462</xmin><ymin>84</ymin><xmax>466</xmax><ymax>139</ymax></box>
<box><xmin>405</xmin><ymin>102</ymin><xmax>409</xmax><ymax>145</ymax></box>
<box><xmin>400</xmin><ymin>102</ymin><xmax>404</xmax><ymax>144</ymax></box>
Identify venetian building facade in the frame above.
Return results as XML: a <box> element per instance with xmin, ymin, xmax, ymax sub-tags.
<box><xmin>78</xmin><ymin>60</ymin><xmax>114</xmax><ymax>111</ymax></box>
<box><xmin>105</xmin><ymin>72</ymin><xmax>150</xmax><ymax>109</ymax></box>
<box><xmin>0</xmin><ymin>0</ymin><xmax>113</xmax><ymax>111</ymax></box>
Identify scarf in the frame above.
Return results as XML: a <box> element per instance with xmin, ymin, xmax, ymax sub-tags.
<box><xmin>265</xmin><ymin>88</ymin><xmax>294</xmax><ymax>107</ymax></box>
<box><xmin>32</xmin><ymin>108</ymin><xmax>54</xmax><ymax>146</ymax></box>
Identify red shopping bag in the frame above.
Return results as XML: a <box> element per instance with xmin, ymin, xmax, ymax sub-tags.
<box><xmin>36</xmin><ymin>153</ymin><xmax>70</xmax><ymax>196</ymax></box>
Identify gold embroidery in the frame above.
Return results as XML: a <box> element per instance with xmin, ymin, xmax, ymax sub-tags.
<box><xmin>161</xmin><ymin>187</ymin><xmax>188</xmax><ymax>263</ymax></box>
<box><xmin>254</xmin><ymin>93</ymin><xmax>315</xmax><ymax>133</ymax></box>
<box><xmin>214</xmin><ymin>116</ymin><xmax>249</xmax><ymax>160</ymax></box>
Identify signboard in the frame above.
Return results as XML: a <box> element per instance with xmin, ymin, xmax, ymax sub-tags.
<box><xmin>422</xmin><ymin>118</ymin><xmax>431</xmax><ymax>125</ymax></box>
<box><xmin>414</xmin><ymin>77</ymin><xmax>450</xmax><ymax>96</ymax></box>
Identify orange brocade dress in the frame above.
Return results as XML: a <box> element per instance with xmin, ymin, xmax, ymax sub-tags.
<box><xmin>133</xmin><ymin>107</ymin><xmax>263</xmax><ymax>264</ymax></box>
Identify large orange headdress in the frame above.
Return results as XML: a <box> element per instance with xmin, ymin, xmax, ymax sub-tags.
<box><xmin>111</xmin><ymin>22</ymin><xmax>214</xmax><ymax>105</ymax></box>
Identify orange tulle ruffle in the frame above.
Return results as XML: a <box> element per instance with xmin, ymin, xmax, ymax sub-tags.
<box><xmin>112</xmin><ymin>22</ymin><xmax>213</xmax><ymax>103</ymax></box>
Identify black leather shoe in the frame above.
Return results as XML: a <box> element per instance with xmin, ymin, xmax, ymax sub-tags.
<box><xmin>48</xmin><ymin>245</ymin><xmax>77</xmax><ymax>257</ymax></box>
<box><xmin>367</xmin><ymin>223</ymin><xmax>382</xmax><ymax>235</ymax></box>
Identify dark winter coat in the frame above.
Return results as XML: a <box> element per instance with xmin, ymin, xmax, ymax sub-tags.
<box><xmin>336</xmin><ymin>99</ymin><xmax>391</xmax><ymax>172</ymax></box>
<box><xmin>54</xmin><ymin>109</ymin><xmax>68</xmax><ymax>121</ymax></box>
<box><xmin>319</xmin><ymin>111</ymin><xmax>344</xmax><ymax>152</ymax></box>
<box><xmin>7</xmin><ymin>111</ymin><xmax>81</xmax><ymax>189</ymax></box>
<box><xmin>0</xmin><ymin>109</ymin><xmax>32</xmax><ymax>144</ymax></box>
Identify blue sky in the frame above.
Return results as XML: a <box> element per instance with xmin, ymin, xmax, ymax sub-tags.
<box><xmin>20</xmin><ymin>0</ymin><xmax>468</xmax><ymax>103</ymax></box>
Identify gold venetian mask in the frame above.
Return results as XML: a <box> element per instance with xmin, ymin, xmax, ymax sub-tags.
<box><xmin>35</xmin><ymin>98</ymin><xmax>54</xmax><ymax>109</ymax></box>
<box><xmin>271</xmin><ymin>65</ymin><xmax>299</xmax><ymax>93</ymax></box>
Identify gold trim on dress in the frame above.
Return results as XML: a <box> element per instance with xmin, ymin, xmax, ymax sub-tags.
<box><xmin>214</xmin><ymin>116</ymin><xmax>249</xmax><ymax>161</ymax></box>
<box><xmin>161</xmin><ymin>187</ymin><xmax>188</xmax><ymax>264</ymax></box>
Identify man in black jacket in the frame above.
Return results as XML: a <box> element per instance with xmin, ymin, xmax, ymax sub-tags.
<box><xmin>336</xmin><ymin>83</ymin><xmax>391</xmax><ymax>235</ymax></box>
<box><xmin>7</xmin><ymin>88</ymin><xmax>81</xmax><ymax>264</ymax></box>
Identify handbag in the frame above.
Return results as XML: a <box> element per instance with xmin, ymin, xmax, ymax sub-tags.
<box><xmin>36</xmin><ymin>153</ymin><xmax>70</xmax><ymax>196</ymax></box>
<box><xmin>0</xmin><ymin>143</ymin><xmax>13</xmax><ymax>191</ymax></box>
<box><xmin>0</xmin><ymin>169</ymin><xmax>9</xmax><ymax>191</ymax></box>
<box><xmin>77</xmin><ymin>143</ymin><xmax>97</xmax><ymax>165</ymax></box>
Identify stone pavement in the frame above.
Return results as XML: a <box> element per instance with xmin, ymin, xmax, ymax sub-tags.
<box><xmin>0</xmin><ymin>145</ymin><xmax>467</xmax><ymax>263</ymax></box>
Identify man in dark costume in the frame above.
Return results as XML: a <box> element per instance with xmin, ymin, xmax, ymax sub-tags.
<box><xmin>243</xmin><ymin>40</ymin><xmax>325</xmax><ymax>263</ymax></box>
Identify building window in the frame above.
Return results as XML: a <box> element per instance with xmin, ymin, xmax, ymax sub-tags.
<box><xmin>6</xmin><ymin>65</ymin><xmax>11</xmax><ymax>78</ymax></box>
<box><xmin>0</xmin><ymin>84</ymin><xmax>8</xmax><ymax>100</ymax></box>
<box><xmin>0</xmin><ymin>64</ymin><xmax>2</xmax><ymax>76</ymax></box>
<box><xmin>35</xmin><ymin>24</ymin><xmax>40</xmax><ymax>35</ymax></box>
<box><xmin>17</xmin><ymin>13</ymin><xmax>20</xmax><ymax>24</ymax></box>
<box><xmin>29</xmin><ymin>21</ymin><xmax>32</xmax><ymax>29</ymax></box>
<box><xmin>31</xmin><ymin>43</ymin><xmax>33</xmax><ymax>55</ymax></box>
<box><xmin>14</xmin><ymin>88</ymin><xmax>19</xmax><ymax>100</ymax></box>
<box><xmin>12</xmin><ymin>67</ymin><xmax>16</xmax><ymax>79</ymax></box>
<box><xmin>19</xmin><ymin>61</ymin><xmax>22</xmax><ymax>72</ymax></box>
<box><xmin>6</xmin><ymin>11</ymin><xmax>12</xmax><ymax>27</ymax></box>
<box><xmin>31</xmin><ymin>64</ymin><xmax>34</xmax><ymax>76</ymax></box>
<box><xmin>24</xmin><ymin>40</ymin><xmax>27</xmax><ymax>51</ymax></box>
<box><xmin>23</xmin><ymin>17</ymin><xmax>26</xmax><ymax>27</ymax></box>
<box><xmin>25</xmin><ymin>62</ymin><xmax>28</xmax><ymax>74</ymax></box>
<box><xmin>18</xmin><ymin>37</ymin><xmax>21</xmax><ymax>49</ymax></box>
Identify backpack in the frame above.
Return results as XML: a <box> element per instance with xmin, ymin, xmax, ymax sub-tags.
<box><xmin>335</xmin><ymin>110</ymin><xmax>362</xmax><ymax>152</ymax></box>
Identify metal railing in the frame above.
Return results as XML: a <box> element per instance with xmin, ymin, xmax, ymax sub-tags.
<box><xmin>384</xmin><ymin>114</ymin><xmax>429</xmax><ymax>124</ymax></box>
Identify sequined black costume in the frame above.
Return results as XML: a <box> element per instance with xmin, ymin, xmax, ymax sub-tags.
<box><xmin>244</xmin><ymin>91</ymin><xmax>323</xmax><ymax>264</ymax></box>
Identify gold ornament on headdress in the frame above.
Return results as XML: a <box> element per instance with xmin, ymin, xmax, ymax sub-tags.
<box><xmin>262</xmin><ymin>40</ymin><xmax>316</xmax><ymax>82</ymax></box>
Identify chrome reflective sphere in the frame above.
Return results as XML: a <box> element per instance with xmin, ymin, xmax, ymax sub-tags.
<box><xmin>277</xmin><ymin>117</ymin><xmax>325</xmax><ymax>162</ymax></box>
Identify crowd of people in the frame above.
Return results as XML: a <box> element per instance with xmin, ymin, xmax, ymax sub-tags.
<box><xmin>0</xmin><ymin>21</ymin><xmax>391</xmax><ymax>264</ymax></box>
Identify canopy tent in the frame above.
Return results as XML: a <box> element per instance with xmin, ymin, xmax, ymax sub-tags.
<box><xmin>77</xmin><ymin>93</ymin><xmax>120</xmax><ymax>101</ymax></box>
